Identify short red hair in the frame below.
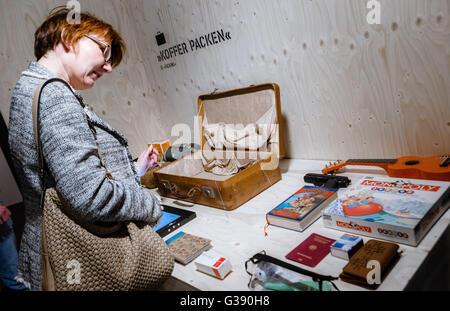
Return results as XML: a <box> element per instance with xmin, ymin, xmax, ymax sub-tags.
<box><xmin>34</xmin><ymin>6</ymin><xmax>126</xmax><ymax>68</ymax></box>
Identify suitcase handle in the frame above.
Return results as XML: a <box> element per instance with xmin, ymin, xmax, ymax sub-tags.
<box><xmin>161</xmin><ymin>180</ymin><xmax>201</xmax><ymax>199</ymax></box>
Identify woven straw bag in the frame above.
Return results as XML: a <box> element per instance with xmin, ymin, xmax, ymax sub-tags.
<box><xmin>33</xmin><ymin>78</ymin><xmax>174</xmax><ymax>291</ymax></box>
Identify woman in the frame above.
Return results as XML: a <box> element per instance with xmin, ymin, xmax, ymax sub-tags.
<box><xmin>8</xmin><ymin>7</ymin><xmax>161</xmax><ymax>290</ymax></box>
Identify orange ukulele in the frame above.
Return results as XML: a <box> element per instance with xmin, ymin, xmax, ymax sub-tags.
<box><xmin>322</xmin><ymin>155</ymin><xmax>450</xmax><ymax>181</ymax></box>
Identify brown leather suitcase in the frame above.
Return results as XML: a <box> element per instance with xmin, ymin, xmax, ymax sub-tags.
<box><xmin>154</xmin><ymin>83</ymin><xmax>284</xmax><ymax>210</ymax></box>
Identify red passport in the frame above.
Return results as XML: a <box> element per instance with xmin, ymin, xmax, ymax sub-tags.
<box><xmin>285</xmin><ymin>233</ymin><xmax>335</xmax><ymax>267</ymax></box>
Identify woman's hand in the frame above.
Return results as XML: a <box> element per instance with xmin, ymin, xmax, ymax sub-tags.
<box><xmin>0</xmin><ymin>204</ymin><xmax>11</xmax><ymax>225</ymax></box>
<box><xmin>136</xmin><ymin>144</ymin><xmax>159</xmax><ymax>177</ymax></box>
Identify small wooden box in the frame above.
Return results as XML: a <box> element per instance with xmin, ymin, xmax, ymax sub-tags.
<box><xmin>154</xmin><ymin>83</ymin><xmax>284</xmax><ymax>211</ymax></box>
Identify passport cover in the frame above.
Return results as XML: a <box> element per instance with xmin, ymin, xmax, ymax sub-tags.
<box><xmin>285</xmin><ymin>233</ymin><xmax>335</xmax><ymax>267</ymax></box>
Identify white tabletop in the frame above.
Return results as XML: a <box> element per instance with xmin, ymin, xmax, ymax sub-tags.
<box><xmin>147</xmin><ymin>159</ymin><xmax>450</xmax><ymax>291</ymax></box>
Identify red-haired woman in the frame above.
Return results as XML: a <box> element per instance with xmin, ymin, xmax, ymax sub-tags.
<box><xmin>8</xmin><ymin>7</ymin><xmax>161</xmax><ymax>290</ymax></box>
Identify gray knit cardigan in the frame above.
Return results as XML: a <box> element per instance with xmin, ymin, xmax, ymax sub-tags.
<box><xmin>8</xmin><ymin>62</ymin><xmax>162</xmax><ymax>291</ymax></box>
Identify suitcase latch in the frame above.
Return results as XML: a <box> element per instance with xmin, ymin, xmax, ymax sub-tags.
<box><xmin>201</xmin><ymin>186</ymin><xmax>215</xmax><ymax>199</ymax></box>
<box><xmin>160</xmin><ymin>180</ymin><xmax>171</xmax><ymax>190</ymax></box>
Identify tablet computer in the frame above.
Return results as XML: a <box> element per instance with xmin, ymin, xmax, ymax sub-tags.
<box><xmin>154</xmin><ymin>205</ymin><xmax>196</xmax><ymax>237</ymax></box>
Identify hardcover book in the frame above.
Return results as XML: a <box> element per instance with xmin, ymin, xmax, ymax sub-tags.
<box><xmin>267</xmin><ymin>186</ymin><xmax>337</xmax><ymax>232</ymax></box>
<box><xmin>166</xmin><ymin>231</ymin><xmax>212</xmax><ymax>265</ymax></box>
<box><xmin>322</xmin><ymin>176</ymin><xmax>450</xmax><ymax>246</ymax></box>
<box><xmin>285</xmin><ymin>233</ymin><xmax>335</xmax><ymax>267</ymax></box>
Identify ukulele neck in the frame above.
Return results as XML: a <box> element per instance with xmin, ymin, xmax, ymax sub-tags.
<box><xmin>345</xmin><ymin>159</ymin><xmax>397</xmax><ymax>170</ymax></box>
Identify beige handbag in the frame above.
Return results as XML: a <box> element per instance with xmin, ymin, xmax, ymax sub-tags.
<box><xmin>33</xmin><ymin>78</ymin><xmax>174</xmax><ymax>291</ymax></box>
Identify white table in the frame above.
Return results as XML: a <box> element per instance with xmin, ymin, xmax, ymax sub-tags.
<box><xmin>147</xmin><ymin>159</ymin><xmax>450</xmax><ymax>291</ymax></box>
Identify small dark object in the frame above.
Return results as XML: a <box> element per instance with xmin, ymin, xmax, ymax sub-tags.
<box><xmin>163</xmin><ymin>143</ymin><xmax>200</xmax><ymax>162</ymax></box>
<box><xmin>155</xmin><ymin>32</ymin><xmax>166</xmax><ymax>46</ymax></box>
<box><xmin>237</xmin><ymin>167</ymin><xmax>246</xmax><ymax>173</ymax></box>
<box><xmin>304</xmin><ymin>173</ymin><xmax>351</xmax><ymax>189</ymax></box>
<box><xmin>405</xmin><ymin>160</ymin><xmax>420</xmax><ymax>165</ymax></box>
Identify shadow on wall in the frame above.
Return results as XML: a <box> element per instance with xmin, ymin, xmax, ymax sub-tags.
<box><xmin>280</xmin><ymin>113</ymin><xmax>290</xmax><ymax>159</ymax></box>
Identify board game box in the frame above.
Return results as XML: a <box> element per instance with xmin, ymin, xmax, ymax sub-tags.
<box><xmin>322</xmin><ymin>176</ymin><xmax>450</xmax><ymax>246</ymax></box>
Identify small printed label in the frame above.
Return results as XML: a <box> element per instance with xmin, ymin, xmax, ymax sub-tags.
<box><xmin>336</xmin><ymin>221</ymin><xmax>372</xmax><ymax>233</ymax></box>
<box><xmin>377</xmin><ymin>228</ymin><xmax>409</xmax><ymax>239</ymax></box>
<box><xmin>213</xmin><ymin>257</ymin><xmax>226</xmax><ymax>268</ymax></box>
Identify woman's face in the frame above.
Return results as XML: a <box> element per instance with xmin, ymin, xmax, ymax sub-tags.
<box><xmin>66</xmin><ymin>34</ymin><xmax>113</xmax><ymax>90</ymax></box>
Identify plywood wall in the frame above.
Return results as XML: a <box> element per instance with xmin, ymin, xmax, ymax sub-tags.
<box><xmin>1</xmin><ymin>0</ymin><xmax>449</xmax><ymax>160</ymax></box>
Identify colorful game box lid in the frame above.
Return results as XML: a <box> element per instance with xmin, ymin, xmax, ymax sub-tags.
<box><xmin>322</xmin><ymin>175</ymin><xmax>450</xmax><ymax>246</ymax></box>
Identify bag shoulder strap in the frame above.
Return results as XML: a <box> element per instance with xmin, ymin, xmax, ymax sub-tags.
<box><xmin>33</xmin><ymin>78</ymin><xmax>122</xmax><ymax>236</ymax></box>
<box><xmin>32</xmin><ymin>78</ymin><xmax>114</xmax><ymax>182</ymax></box>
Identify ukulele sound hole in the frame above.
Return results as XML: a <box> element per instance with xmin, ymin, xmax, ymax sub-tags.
<box><xmin>405</xmin><ymin>160</ymin><xmax>420</xmax><ymax>165</ymax></box>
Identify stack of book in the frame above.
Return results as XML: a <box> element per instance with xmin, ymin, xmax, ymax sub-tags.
<box><xmin>166</xmin><ymin>231</ymin><xmax>212</xmax><ymax>265</ymax></box>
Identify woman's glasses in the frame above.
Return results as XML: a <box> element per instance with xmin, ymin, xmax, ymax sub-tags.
<box><xmin>84</xmin><ymin>34</ymin><xmax>111</xmax><ymax>63</ymax></box>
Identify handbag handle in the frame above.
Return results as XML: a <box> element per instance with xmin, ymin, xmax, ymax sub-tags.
<box><xmin>32</xmin><ymin>78</ymin><xmax>113</xmax><ymax>181</ymax></box>
<box><xmin>160</xmin><ymin>180</ymin><xmax>201</xmax><ymax>199</ymax></box>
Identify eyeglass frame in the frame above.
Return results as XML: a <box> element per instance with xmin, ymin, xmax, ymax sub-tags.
<box><xmin>84</xmin><ymin>34</ymin><xmax>112</xmax><ymax>63</ymax></box>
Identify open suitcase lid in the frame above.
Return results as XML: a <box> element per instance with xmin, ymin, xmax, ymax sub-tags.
<box><xmin>197</xmin><ymin>83</ymin><xmax>284</xmax><ymax>159</ymax></box>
